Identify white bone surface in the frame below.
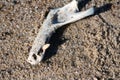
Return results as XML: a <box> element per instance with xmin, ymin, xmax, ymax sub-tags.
<box><xmin>27</xmin><ymin>0</ymin><xmax>95</xmax><ymax>65</ymax></box>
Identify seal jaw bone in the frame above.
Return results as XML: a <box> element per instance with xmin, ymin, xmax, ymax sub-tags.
<box><xmin>27</xmin><ymin>0</ymin><xmax>95</xmax><ymax>65</ymax></box>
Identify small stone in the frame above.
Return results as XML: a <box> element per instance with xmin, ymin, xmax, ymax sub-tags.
<box><xmin>0</xmin><ymin>3</ymin><xmax>3</xmax><ymax>9</ymax></box>
<box><xmin>61</xmin><ymin>44</ymin><xmax>66</xmax><ymax>49</ymax></box>
<box><xmin>93</xmin><ymin>77</ymin><xmax>98</xmax><ymax>80</ymax></box>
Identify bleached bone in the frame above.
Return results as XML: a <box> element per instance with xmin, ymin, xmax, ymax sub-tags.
<box><xmin>27</xmin><ymin>0</ymin><xmax>95</xmax><ymax>65</ymax></box>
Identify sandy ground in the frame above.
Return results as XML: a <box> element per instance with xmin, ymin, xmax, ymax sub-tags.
<box><xmin>0</xmin><ymin>0</ymin><xmax>120</xmax><ymax>80</ymax></box>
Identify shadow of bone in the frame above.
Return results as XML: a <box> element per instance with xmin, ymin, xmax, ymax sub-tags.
<box><xmin>42</xmin><ymin>2</ymin><xmax>113</xmax><ymax>62</ymax></box>
<box><xmin>42</xmin><ymin>25</ymin><xmax>69</xmax><ymax>62</ymax></box>
<box><xmin>77</xmin><ymin>0</ymin><xmax>91</xmax><ymax>11</ymax></box>
<box><xmin>94</xmin><ymin>3</ymin><xmax>112</xmax><ymax>15</ymax></box>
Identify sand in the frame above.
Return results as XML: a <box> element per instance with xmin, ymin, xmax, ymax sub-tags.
<box><xmin>0</xmin><ymin>0</ymin><xmax>120</xmax><ymax>80</ymax></box>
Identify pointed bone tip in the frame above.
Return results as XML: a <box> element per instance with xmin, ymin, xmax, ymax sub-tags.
<box><xmin>88</xmin><ymin>6</ymin><xmax>96</xmax><ymax>15</ymax></box>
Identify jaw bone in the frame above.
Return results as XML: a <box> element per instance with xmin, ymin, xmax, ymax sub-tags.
<box><xmin>27</xmin><ymin>0</ymin><xmax>95</xmax><ymax>65</ymax></box>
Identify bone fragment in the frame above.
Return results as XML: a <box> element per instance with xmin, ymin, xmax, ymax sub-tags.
<box><xmin>27</xmin><ymin>0</ymin><xmax>95</xmax><ymax>65</ymax></box>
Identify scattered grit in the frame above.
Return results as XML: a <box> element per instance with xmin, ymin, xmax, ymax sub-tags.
<box><xmin>0</xmin><ymin>0</ymin><xmax>120</xmax><ymax>80</ymax></box>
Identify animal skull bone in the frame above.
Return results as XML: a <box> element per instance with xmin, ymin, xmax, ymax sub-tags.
<box><xmin>27</xmin><ymin>0</ymin><xmax>95</xmax><ymax>65</ymax></box>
